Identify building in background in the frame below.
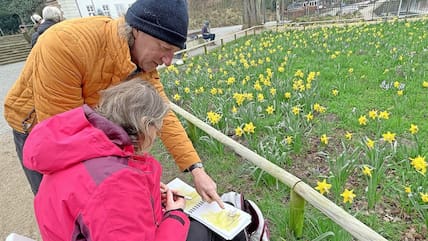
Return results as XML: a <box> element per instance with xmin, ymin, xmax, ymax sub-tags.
<box><xmin>48</xmin><ymin>0</ymin><xmax>136</xmax><ymax>20</ymax></box>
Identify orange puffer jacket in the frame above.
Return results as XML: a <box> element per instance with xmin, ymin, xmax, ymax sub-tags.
<box><xmin>3</xmin><ymin>16</ymin><xmax>199</xmax><ymax>171</ymax></box>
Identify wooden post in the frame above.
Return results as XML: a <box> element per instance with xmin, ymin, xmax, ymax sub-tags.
<box><xmin>204</xmin><ymin>45</ymin><xmax>207</xmax><ymax>54</ymax></box>
<box><xmin>289</xmin><ymin>189</ymin><xmax>305</xmax><ymax>237</ymax></box>
<box><xmin>221</xmin><ymin>39</ymin><xmax>224</xmax><ymax>47</ymax></box>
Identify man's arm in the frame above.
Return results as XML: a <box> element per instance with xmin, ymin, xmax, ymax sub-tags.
<box><xmin>139</xmin><ymin>71</ymin><xmax>224</xmax><ymax>208</ymax></box>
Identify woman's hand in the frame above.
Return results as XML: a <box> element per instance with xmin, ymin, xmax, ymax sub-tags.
<box><xmin>164</xmin><ymin>189</ymin><xmax>186</xmax><ymax>211</ymax></box>
<box><xmin>160</xmin><ymin>182</ymin><xmax>168</xmax><ymax>207</ymax></box>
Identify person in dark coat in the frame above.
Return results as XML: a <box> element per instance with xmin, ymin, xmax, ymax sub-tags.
<box><xmin>31</xmin><ymin>6</ymin><xmax>63</xmax><ymax>47</ymax></box>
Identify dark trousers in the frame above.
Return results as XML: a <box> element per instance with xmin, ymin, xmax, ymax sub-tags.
<box><xmin>202</xmin><ymin>33</ymin><xmax>215</xmax><ymax>41</ymax></box>
<box><xmin>187</xmin><ymin>219</ymin><xmax>248</xmax><ymax>241</ymax></box>
<box><xmin>13</xmin><ymin>129</ymin><xmax>42</xmax><ymax>195</ymax></box>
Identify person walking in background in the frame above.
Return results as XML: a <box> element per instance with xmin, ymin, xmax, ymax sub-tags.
<box><xmin>4</xmin><ymin>0</ymin><xmax>223</xmax><ymax>209</ymax></box>
<box><xmin>202</xmin><ymin>20</ymin><xmax>215</xmax><ymax>41</ymax></box>
<box><xmin>31</xmin><ymin>5</ymin><xmax>63</xmax><ymax>47</ymax></box>
<box><xmin>20</xmin><ymin>13</ymin><xmax>41</xmax><ymax>44</ymax></box>
<box><xmin>23</xmin><ymin>79</ymin><xmax>190</xmax><ymax>241</ymax></box>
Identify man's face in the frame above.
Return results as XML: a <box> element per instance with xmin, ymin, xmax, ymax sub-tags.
<box><xmin>130</xmin><ymin>29</ymin><xmax>180</xmax><ymax>72</ymax></box>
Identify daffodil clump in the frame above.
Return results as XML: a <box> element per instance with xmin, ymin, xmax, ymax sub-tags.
<box><xmin>162</xmin><ymin>18</ymin><xmax>428</xmax><ymax>234</ymax></box>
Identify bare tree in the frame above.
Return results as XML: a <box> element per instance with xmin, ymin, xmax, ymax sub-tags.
<box><xmin>243</xmin><ymin>0</ymin><xmax>264</xmax><ymax>28</ymax></box>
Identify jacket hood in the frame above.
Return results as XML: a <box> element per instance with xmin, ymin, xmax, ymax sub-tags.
<box><xmin>23</xmin><ymin>105</ymin><xmax>133</xmax><ymax>174</ymax></box>
<box><xmin>36</xmin><ymin>20</ymin><xmax>57</xmax><ymax>35</ymax></box>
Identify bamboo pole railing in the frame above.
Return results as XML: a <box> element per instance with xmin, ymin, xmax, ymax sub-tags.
<box><xmin>170</xmin><ymin>102</ymin><xmax>387</xmax><ymax>241</ymax></box>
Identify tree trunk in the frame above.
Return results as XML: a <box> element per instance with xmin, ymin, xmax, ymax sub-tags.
<box><xmin>243</xmin><ymin>0</ymin><xmax>263</xmax><ymax>28</ymax></box>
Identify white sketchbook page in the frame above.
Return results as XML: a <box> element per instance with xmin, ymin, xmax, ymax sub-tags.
<box><xmin>166</xmin><ymin>178</ymin><xmax>252</xmax><ymax>240</ymax></box>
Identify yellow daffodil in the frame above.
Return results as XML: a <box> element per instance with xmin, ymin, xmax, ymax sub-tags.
<box><xmin>378</xmin><ymin>111</ymin><xmax>390</xmax><ymax>120</ymax></box>
<box><xmin>368</xmin><ymin>110</ymin><xmax>377</xmax><ymax>119</ymax></box>
<box><xmin>405</xmin><ymin>186</ymin><xmax>411</xmax><ymax>194</ymax></box>
<box><xmin>270</xmin><ymin>88</ymin><xmax>276</xmax><ymax>95</ymax></box>
<box><xmin>207</xmin><ymin>111</ymin><xmax>221</xmax><ymax>125</ymax></box>
<box><xmin>235</xmin><ymin>127</ymin><xmax>244</xmax><ymax>137</ymax></box>
<box><xmin>243</xmin><ymin>122</ymin><xmax>256</xmax><ymax>134</ymax></box>
<box><xmin>227</xmin><ymin>77</ymin><xmax>236</xmax><ymax>85</ymax></box>
<box><xmin>173</xmin><ymin>94</ymin><xmax>181</xmax><ymax>101</ymax></box>
<box><xmin>409</xmin><ymin>124</ymin><xmax>419</xmax><ymax>134</ymax></box>
<box><xmin>307</xmin><ymin>71</ymin><xmax>316</xmax><ymax>82</ymax></box>
<box><xmin>320</xmin><ymin>134</ymin><xmax>329</xmax><ymax>145</ymax></box>
<box><xmin>382</xmin><ymin>131</ymin><xmax>396</xmax><ymax>144</ymax></box>
<box><xmin>232</xmin><ymin>106</ymin><xmax>237</xmax><ymax>114</ymax></box>
<box><xmin>294</xmin><ymin>69</ymin><xmax>304</xmax><ymax>78</ymax></box>
<box><xmin>348</xmin><ymin>68</ymin><xmax>354</xmax><ymax>74</ymax></box>
<box><xmin>285</xmin><ymin>136</ymin><xmax>293</xmax><ymax>145</ymax></box>
<box><xmin>362</xmin><ymin>165</ymin><xmax>372</xmax><ymax>177</ymax></box>
<box><xmin>284</xmin><ymin>92</ymin><xmax>291</xmax><ymax>99</ymax></box>
<box><xmin>313</xmin><ymin>103</ymin><xmax>326</xmax><ymax>113</ymax></box>
<box><xmin>358</xmin><ymin>115</ymin><xmax>368</xmax><ymax>126</ymax></box>
<box><xmin>254</xmin><ymin>82</ymin><xmax>262</xmax><ymax>91</ymax></box>
<box><xmin>423</xmin><ymin>81</ymin><xmax>428</xmax><ymax>88</ymax></box>
<box><xmin>393</xmin><ymin>81</ymin><xmax>400</xmax><ymax>88</ymax></box>
<box><xmin>345</xmin><ymin>132</ymin><xmax>353</xmax><ymax>140</ymax></box>
<box><xmin>305</xmin><ymin>112</ymin><xmax>313</xmax><ymax>121</ymax></box>
<box><xmin>292</xmin><ymin>106</ymin><xmax>300</xmax><ymax>115</ymax></box>
<box><xmin>332</xmin><ymin>89</ymin><xmax>339</xmax><ymax>96</ymax></box>
<box><xmin>366</xmin><ymin>138</ymin><xmax>374</xmax><ymax>149</ymax></box>
<box><xmin>266</xmin><ymin>106</ymin><xmax>274</xmax><ymax>115</ymax></box>
<box><xmin>420</xmin><ymin>192</ymin><xmax>428</xmax><ymax>203</ymax></box>
<box><xmin>210</xmin><ymin>88</ymin><xmax>218</xmax><ymax>95</ymax></box>
<box><xmin>233</xmin><ymin>93</ymin><xmax>245</xmax><ymax>106</ymax></box>
<box><xmin>278</xmin><ymin>66</ymin><xmax>285</xmax><ymax>72</ymax></box>
<box><xmin>257</xmin><ymin>93</ymin><xmax>264</xmax><ymax>102</ymax></box>
<box><xmin>397</xmin><ymin>90</ymin><xmax>403</xmax><ymax>96</ymax></box>
<box><xmin>341</xmin><ymin>189</ymin><xmax>356</xmax><ymax>203</ymax></box>
<box><xmin>315</xmin><ymin>179</ymin><xmax>332</xmax><ymax>195</ymax></box>
<box><xmin>410</xmin><ymin>155</ymin><xmax>427</xmax><ymax>175</ymax></box>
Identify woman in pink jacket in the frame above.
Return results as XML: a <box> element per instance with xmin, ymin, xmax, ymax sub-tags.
<box><xmin>23</xmin><ymin>79</ymin><xmax>190</xmax><ymax>241</ymax></box>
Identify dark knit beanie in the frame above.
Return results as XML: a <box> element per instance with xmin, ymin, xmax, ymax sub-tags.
<box><xmin>125</xmin><ymin>0</ymin><xmax>188</xmax><ymax>49</ymax></box>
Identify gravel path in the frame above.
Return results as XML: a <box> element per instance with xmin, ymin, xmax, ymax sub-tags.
<box><xmin>0</xmin><ymin>62</ymin><xmax>40</xmax><ymax>240</ymax></box>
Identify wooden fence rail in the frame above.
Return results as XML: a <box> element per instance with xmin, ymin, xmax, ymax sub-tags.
<box><xmin>170</xmin><ymin>102</ymin><xmax>387</xmax><ymax>241</ymax></box>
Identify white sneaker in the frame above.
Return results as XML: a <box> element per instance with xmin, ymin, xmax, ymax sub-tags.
<box><xmin>175</xmin><ymin>59</ymin><xmax>184</xmax><ymax>65</ymax></box>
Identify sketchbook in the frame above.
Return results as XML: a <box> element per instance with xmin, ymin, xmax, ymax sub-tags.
<box><xmin>167</xmin><ymin>177</ymin><xmax>252</xmax><ymax>240</ymax></box>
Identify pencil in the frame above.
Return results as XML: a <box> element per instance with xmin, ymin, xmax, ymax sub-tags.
<box><xmin>163</xmin><ymin>192</ymin><xmax>192</xmax><ymax>200</ymax></box>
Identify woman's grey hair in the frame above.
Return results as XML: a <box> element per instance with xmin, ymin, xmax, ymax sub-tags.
<box><xmin>118</xmin><ymin>22</ymin><xmax>135</xmax><ymax>47</ymax></box>
<box><xmin>96</xmin><ymin>78</ymin><xmax>170</xmax><ymax>152</ymax></box>
<box><xmin>42</xmin><ymin>6</ymin><xmax>63</xmax><ymax>23</ymax></box>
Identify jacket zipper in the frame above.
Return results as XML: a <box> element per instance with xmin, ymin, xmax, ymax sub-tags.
<box><xmin>151</xmin><ymin>196</ymin><xmax>159</xmax><ymax>227</ymax></box>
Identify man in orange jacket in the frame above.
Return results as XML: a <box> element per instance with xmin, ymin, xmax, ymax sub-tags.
<box><xmin>4</xmin><ymin>0</ymin><xmax>223</xmax><ymax>208</ymax></box>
